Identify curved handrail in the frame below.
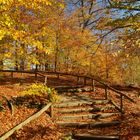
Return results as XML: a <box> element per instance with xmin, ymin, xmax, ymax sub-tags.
<box><xmin>37</xmin><ymin>70</ymin><xmax>135</xmax><ymax>103</ymax></box>
<box><xmin>0</xmin><ymin>69</ymin><xmax>134</xmax><ymax>102</ymax></box>
<box><xmin>87</xmin><ymin>76</ymin><xmax>134</xmax><ymax>103</ymax></box>
<box><xmin>0</xmin><ymin>69</ymin><xmax>135</xmax><ymax>113</ymax></box>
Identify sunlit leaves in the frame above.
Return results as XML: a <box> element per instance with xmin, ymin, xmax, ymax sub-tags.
<box><xmin>0</xmin><ymin>0</ymin><xmax>64</xmax><ymax>68</ymax></box>
<box><xmin>0</xmin><ymin>30</ymin><xmax>6</xmax><ymax>40</ymax></box>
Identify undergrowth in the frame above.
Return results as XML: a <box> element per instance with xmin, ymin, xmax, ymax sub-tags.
<box><xmin>20</xmin><ymin>83</ymin><xmax>60</xmax><ymax>103</ymax></box>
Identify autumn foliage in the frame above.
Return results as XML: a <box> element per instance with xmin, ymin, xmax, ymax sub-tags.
<box><xmin>0</xmin><ymin>0</ymin><xmax>140</xmax><ymax>85</ymax></box>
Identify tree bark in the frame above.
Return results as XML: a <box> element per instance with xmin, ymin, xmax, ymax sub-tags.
<box><xmin>0</xmin><ymin>61</ymin><xmax>3</xmax><ymax>70</ymax></box>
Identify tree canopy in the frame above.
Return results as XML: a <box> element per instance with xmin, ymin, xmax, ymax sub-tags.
<box><xmin>0</xmin><ymin>0</ymin><xmax>140</xmax><ymax>85</ymax></box>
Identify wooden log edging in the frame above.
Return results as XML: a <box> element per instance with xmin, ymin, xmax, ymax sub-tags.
<box><xmin>57</xmin><ymin>120</ymin><xmax>120</xmax><ymax>128</ymax></box>
<box><xmin>0</xmin><ymin>103</ymin><xmax>52</xmax><ymax>140</ymax></box>
<box><xmin>74</xmin><ymin>134</ymin><xmax>120</xmax><ymax>140</ymax></box>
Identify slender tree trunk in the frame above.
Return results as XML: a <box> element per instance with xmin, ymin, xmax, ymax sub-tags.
<box><xmin>14</xmin><ymin>60</ymin><xmax>18</xmax><ymax>70</ymax></box>
<box><xmin>65</xmin><ymin>48</ymin><xmax>70</xmax><ymax>73</ymax></box>
<box><xmin>89</xmin><ymin>56</ymin><xmax>93</xmax><ymax>76</ymax></box>
<box><xmin>54</xmin><ymin>32</ymin><xmax>59</xmax><ymax>72</ymax></box>
<box><xmin>14</xmin><ymin>41</ymin><xmax>19</xmax><ymax>70</ymax></box>
<box><xmin>0</xmin><ymin>47</ymin><xmax>4</xmax><ymax>70</ymax></box>
<box><xmin>0</xmin><ymin>61</ymin><xmax>3</xmax><ymax>70</ymax></box>
<box><xmin>105</xmin><ymin>45</ymin><xmax>109</xmax><ymax>80</ymax></box>
<box><xmin>20</xmin><ymin>60</ymin><xmax>25</xmax><ymax>70</ymax></box>
<box><xmin>35</xmin><ymin>64</ymin><xmax>38</xmax><ymax>71</ymax></box>
<box><xmin>20</xmin><ymin>44</ymin><xmax>26</xmax><ymax>70</ymax></box>
<box><xmin>45</xmin><ymin>63</ymin><xmax>48</xmax><ymax>71</ymax></box>
<box><xmin>44</xmin><ymin>53</ymin><xmax>48</xmax><ymax>71</ymax></box>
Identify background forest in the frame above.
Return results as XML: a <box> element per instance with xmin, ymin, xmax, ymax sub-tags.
<box><xmin>0</xmin><ymin>0</ymin><xmax>140</xmax><ymax>85</ymax></box>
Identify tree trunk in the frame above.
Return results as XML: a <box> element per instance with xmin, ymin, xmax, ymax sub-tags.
<box><xmin>45</xmin><ymin>63</ymin><xmax>49</xmax><ymax>71</ymax></box>
<box><xmin>20</xmin><ymin>60</ymin><xmax>25</xmax><ymax>70</ymax></box>
<box><xmin>35</xmin><ymin>64</ymin><xmax>38</xmax><ymax>71</ymax></box>
<box><xmin>54</xmin><ymin>34</ymin><xmax>59</xmax><ymax>72</ymax></box>
<box><xmin>0</xmin><ymin>61</ymin><xmax>3</xmax><ymax>70</ymax></box>
<box><xmin>14</xmin><ymin>60</ymin><xmax>18</xmax><ymax>70</ymax></box>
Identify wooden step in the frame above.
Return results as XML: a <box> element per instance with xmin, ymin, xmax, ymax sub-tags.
<box><xmin>98</xmin><ymin>112</ymin><xmax>120</xmax><ymax>119</ymax></box>
<box><xmin>57</xmin><ymin>107</ymin><xmax>93</xmax><ymax>114</ymax></box>
<box><xmin>55</xmin><ymin>86</ymin><xmax>93</xmax><ymax>93</ymax></box>
<box><xmin>56</xmin><ymin>120</ymin><xmax>120</xmax><ymax>128</ymax></box>
<box><xmin>56</xmin><ymin>106</ymin><xmax>117</xmax><ymax>114</ymax></box>
<box><xmin>54</xmin><ymin>100</ymin><xmax>109</xmax><ymax>108</ymax></box>
<box><xmin>58</xmin><ymin>113</ymin><xmax>120</xmax><ymax>120</ymax></box>
<box><xmin>54</xmin><ymin>101</ymin><xmax>93</xmax><ymax>108</ymax></box>
<box><xmin>92</xmin><ymin>100</ymin><xmax>109</xmax><ymax>105</ymax></box>
<box><xmin>74</xmin><ymin>134</ymin><xmax>120</xmax><ymax>140</ymax></box>
<box><xmin>92</xmin><ymin>105</ymin><xmax>116</xmax><ymax>112</ymax></box>
<box><xmin>55</xmin><ymin>85</ymin><xmax>83</xmax><ymax>90</ymax></box>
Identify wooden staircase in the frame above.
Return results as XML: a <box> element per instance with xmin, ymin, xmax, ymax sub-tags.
<box><xmin>52</xmin><ymin>91</ymin><xmax>121</xmax><ymax>140</ymax></box>
<box><xmin>0</xmin><ymin>70</ymin><xmax>135</xmax><ymax>140</ymax></box>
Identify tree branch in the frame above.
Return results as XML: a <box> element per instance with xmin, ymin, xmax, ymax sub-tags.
<box><xmin>92</xmin><ymin>24</ymin><xmax>133</xmax><ymax>55</ymax></box>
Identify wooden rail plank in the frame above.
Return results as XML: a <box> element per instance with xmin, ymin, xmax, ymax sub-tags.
<box><xmin>0</xmin><ymin>70</ymin><xmax>36</xmax><ymax>74</ymax></box>
<box><xmin>0</xmin><ymin>70</ymin><xmax>134</xmax><ymax>102</ymax></box>
<box><xmin>37</xmin><ymin>72</ymin><xmax>46</xmax><ymax>77</ymax></box>
<box><xmin>0</xmin><ymin>103</ymin><xmax>52</xmax><ymax>140</ymax></box>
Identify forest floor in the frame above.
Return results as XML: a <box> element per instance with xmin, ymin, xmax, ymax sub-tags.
<box><xmin>0</xmin><ymin>73</ymin><xmax>140</xmax><ymax>140</ymax></box>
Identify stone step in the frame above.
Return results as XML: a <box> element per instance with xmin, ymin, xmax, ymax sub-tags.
<box><xmin>74</xmin><ymin>134</ymin><xmax>120</xmax><ymax>140</ymax></box>
<box><xmin>56</xmin><ymin>120</ymin><xmax>120</xmax><ymax>128</ymax></box>
<box><xmin>54</xmin><ymin>100</ymin><xmax>109</xmax><ymax>108</ymax></box>
<box><xmin>57</xmin><ymin>113</ymin><xmax>120</xmax><ymax>120</ymax></box>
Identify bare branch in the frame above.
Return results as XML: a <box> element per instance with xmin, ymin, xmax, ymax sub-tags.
<box><xmin>92</xmin><ymin>24</ymin><xmax>133</xmax><ymax>55</ymax></box>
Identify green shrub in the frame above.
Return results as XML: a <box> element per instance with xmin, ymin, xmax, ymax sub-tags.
<box><xmin>20</xmin><ymin>83</ymin><xmax>60</xmax><ymax>102</ymax></box>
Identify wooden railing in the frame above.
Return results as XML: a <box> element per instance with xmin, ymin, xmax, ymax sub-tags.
<box><xmin>0</xmin><ymin>69</ymin><xmax>135</xmax><ymax>114</ymax></box>
<box><xmin>0</xmin><ymin>103</ymin><xmax>52</xmax><ymax>140</ymax></box>
<box><xmin>36</xmin><ymin>70</ymin><xmax>135</xmax><ymax>114</ymax></box>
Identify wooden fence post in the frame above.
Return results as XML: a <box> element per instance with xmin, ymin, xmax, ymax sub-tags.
<box><xmin>35</xmin><ymin>72</ymin><xmax>37</xmax><ymax>79</ymax></box>
<box><xmin>11</xmin><ymin>72</ymin><xmax>13</xmax><ymax>78</ymax></box>
<box><xmin>105</xmin><ymin>86</ymin><xmax>108</xmax><ymax>99</ymax></box>
<box><xmin>50</xmin><ymin>104</ymin><xmax>53</xmax><ymax>118</ymax></box>
<box><xmin>57</xmin><ymin>74</ymin><xmax>59</xmax><ymax>79</ymax></box>
<box><xmin>84</xmin><ymin>77</ymin><xmax>86</xmax><ymax>86</ymax></box>
<box><xmin>92</xmin><ymin>79</ymin><xmax>95</xmax><ymax>92</ymax></box>
<box><xmin>77</xmin><ymin>76</ymin><xmax>79</xmax><ymax>85</ymax></box>
<box><xmin>44</xmin><ymin>76</ymin><xmax>47</xmax><ymax>85</ymax></box>
<box><xmin>120</xmin><ymin>94</ymin><xmax>123</xmax><ymax>114</ymax></box>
